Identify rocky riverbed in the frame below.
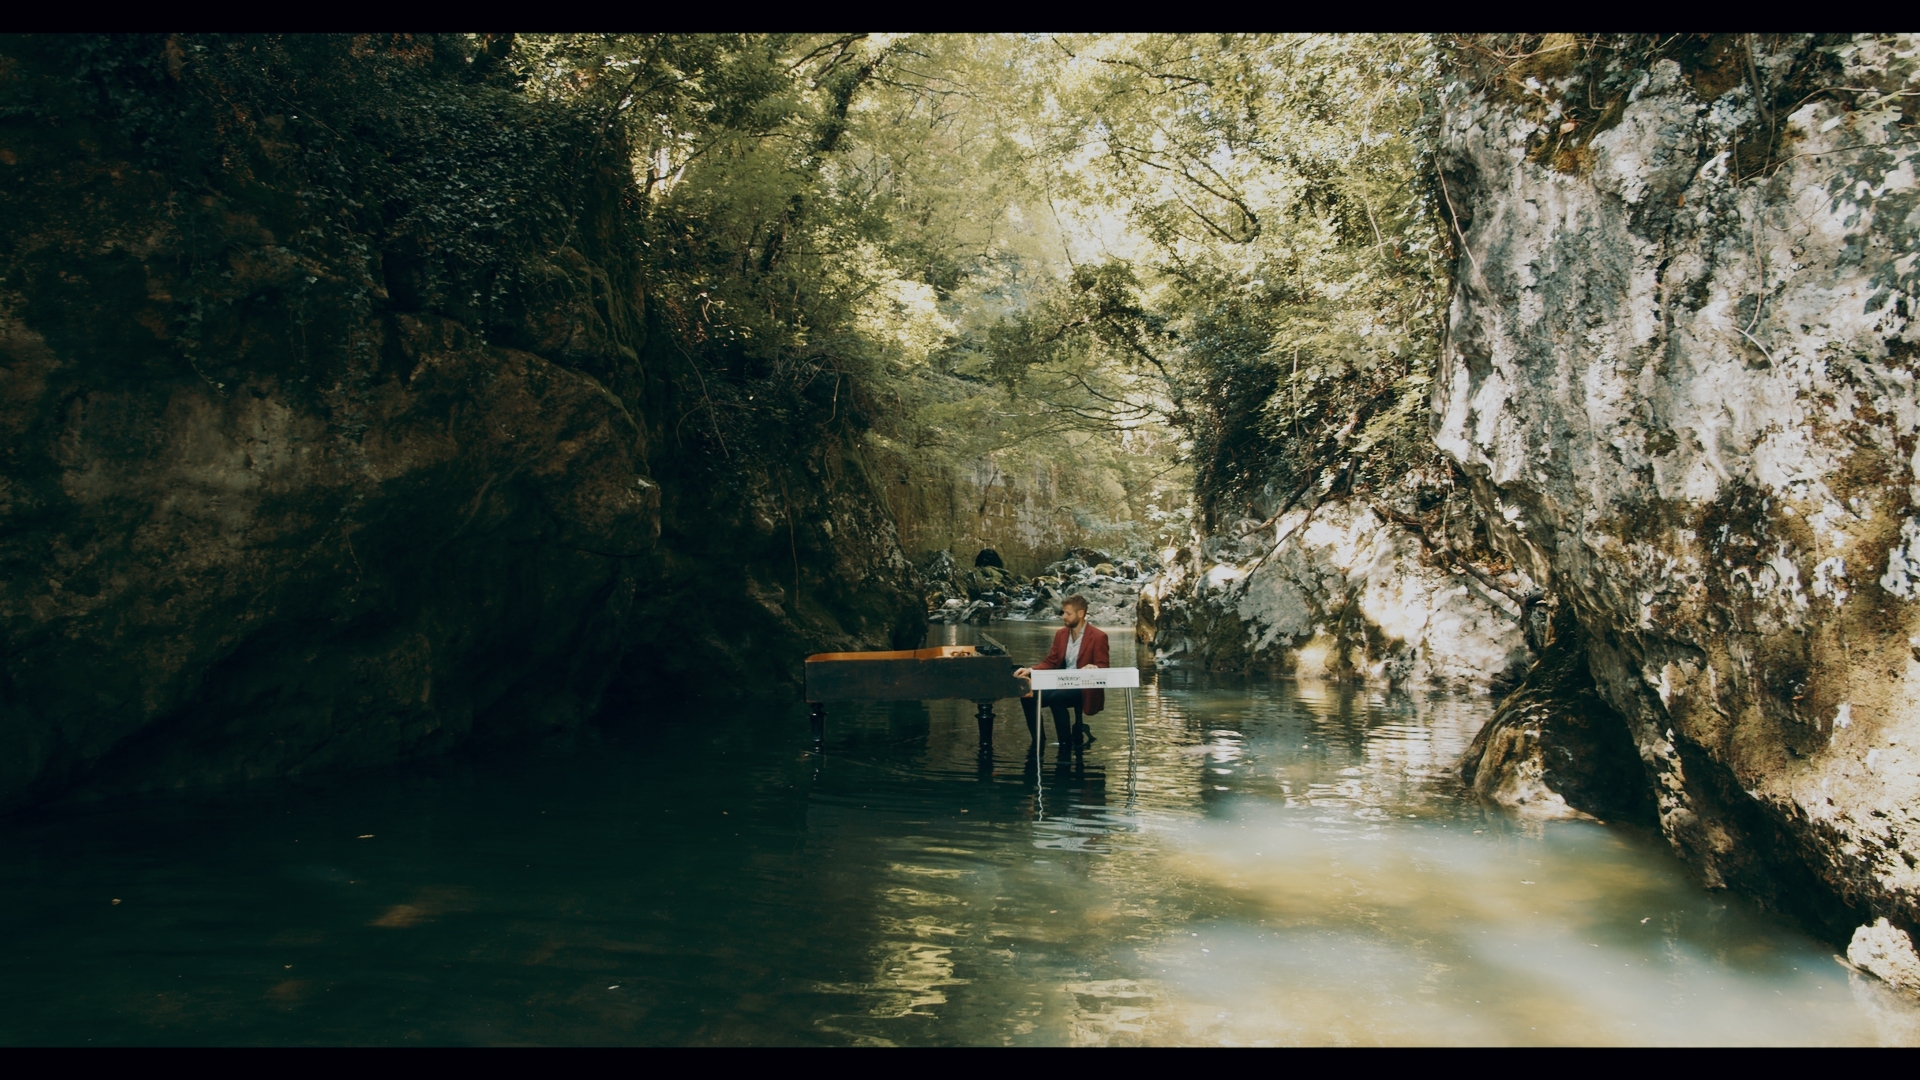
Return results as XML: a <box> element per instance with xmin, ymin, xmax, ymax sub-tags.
<box><xmin>920</xmin><ymin>547</ymin><xmax>1156</xmax><ymax>630</ymax></box>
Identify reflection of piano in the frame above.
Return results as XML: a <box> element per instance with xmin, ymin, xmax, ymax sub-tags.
<box><xmin>804</xmin><ymin>645</ymin><xmax>1025</xmax><ymax>745</ymax></box>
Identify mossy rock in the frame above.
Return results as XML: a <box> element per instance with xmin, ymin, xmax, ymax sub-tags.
<box><xmin>966</xmin><ymin>565</ymin><xmax>1018</xmax><ymax>596</ymax></box>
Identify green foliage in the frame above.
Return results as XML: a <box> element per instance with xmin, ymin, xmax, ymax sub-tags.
<box><xmin>511</xmin><ymin>35</ymin><xmax>959</xmax><ymax>469</ymax></box>
<box><xmin>505</xmin><ymin>33</ymin><xmax>1456</xmax><ymax>536</ymax></box>
<box><xmin>18</xmin><ymin>33</ymin><xmax>1471</xmax><ymax>548</ymax></box>
<box><xmin>974</xmin><ymin>35</ymin><xmax>1454</xmax><ymax>528</ymax></box>
<box><xmin>6</xmin><ymin>34</ymin><xmax>632</xmax><ymax>386</ymax></box>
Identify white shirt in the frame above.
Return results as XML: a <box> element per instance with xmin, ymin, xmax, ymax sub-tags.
<box><xmin>1064</xmin><ymin>627</ymin><xmax>1084</xmax><ymax>669</ymax></box>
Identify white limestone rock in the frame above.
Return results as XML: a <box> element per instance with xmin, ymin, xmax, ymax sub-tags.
<box><xmin>1437</xmin><ymin>35</ymin><xmax>1920</xmax><ymax>935</ymax></box>
<box><xmin>1138</xmin><ymin>499</ymin><xmax>1533</xmax><ymax>689</ymax></box>
<box><xmin>1850</xmin><ymin>918</ymin><xmax>1920</xmax><ymax>994</ymax></box>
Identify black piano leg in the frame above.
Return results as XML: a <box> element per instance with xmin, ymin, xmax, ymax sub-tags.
<box><xmin>975</xmin><ymin>701</ymin><xmax>995</xmax><ymax>747</ymax></box>
<box><xmin>809</xmin><ymin>702</ymin><xmax>825</xmax><ymax>747</ymax></box>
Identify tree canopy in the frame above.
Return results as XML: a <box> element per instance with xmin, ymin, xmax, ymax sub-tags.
<box><xmin>506</xmin><ymin>33</ymin><xmax>1454</xmax><ymax>542</ymax></box>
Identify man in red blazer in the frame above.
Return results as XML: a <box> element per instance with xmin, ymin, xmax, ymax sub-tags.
<box><xmin>1015</xmin><ymin>594</ymin><xmax>1109</xmax><ymax>751</ymax></box>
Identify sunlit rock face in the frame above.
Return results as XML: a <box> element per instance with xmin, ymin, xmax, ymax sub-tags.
<box><xmin>1437</xmin><ymin>36</ymin><xmax>1920</xmax><ymax>949</ymax></box>
<box><xmin>1138</xmin><ymin>499</ymin><xmax>1533</xmax><ymax>689</ymax></box>
<box><xmin>887</xmin><ymin>456</ymin><xmax>1140</xmax><ymax>579</ymax></box>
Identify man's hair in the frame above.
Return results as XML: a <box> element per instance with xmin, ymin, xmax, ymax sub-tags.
<box><xmin>1062</xmin><ymin>594</ymin><xmax>1089</xmax><ymax>613</ymax></box>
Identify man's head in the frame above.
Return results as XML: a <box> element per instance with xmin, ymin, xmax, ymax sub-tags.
<box><xmin>1061</xmin><ymin>594</ymin><xmax>1089</xmax><ymax>629</ymax></box>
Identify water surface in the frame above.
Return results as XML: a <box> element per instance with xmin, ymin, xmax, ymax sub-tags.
<box><xmin>2</xmin><ymin>620</ymin><xmax>1914</xmax><ymax>1045</ymax></box>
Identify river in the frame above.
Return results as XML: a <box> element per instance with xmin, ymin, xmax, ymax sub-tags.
<box><xmin>1</xmin><ymin>619</ymin><xmax>1915</xmax><ymax>1045</ymax></box>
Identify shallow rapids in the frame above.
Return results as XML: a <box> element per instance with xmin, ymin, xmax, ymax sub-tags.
<box><xmin>1</xmin><ymin>620</ymin><xmax>1914</xmax><ymax>1045</ymax></box>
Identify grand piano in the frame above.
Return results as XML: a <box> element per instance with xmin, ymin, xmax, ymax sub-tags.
<box><xmin>804</xmin><ymin>644</ymin><xmax>1024</xmax><ymax>746</ymax></box>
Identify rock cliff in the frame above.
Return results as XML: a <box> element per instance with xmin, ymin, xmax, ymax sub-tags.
<box><xmin>1436</xmin><ymin>35</ymin><xmax>1920</xmax><ymax>952</ymax></box>
<box><xmin>0</xmin><ymin>36</ymin><xmax>918</xmax><ymax>810</ymax></box>
<box><xmin>1137</xmin><ymin>498</ymin><xmax>1534</xmax><ymax>689</ymax></box>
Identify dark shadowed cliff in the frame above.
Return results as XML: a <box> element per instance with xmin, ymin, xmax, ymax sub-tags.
<box><xmin>0</xmin><ymin>35</ymin><xmax>920</xmax><ymax>810</ymax></box>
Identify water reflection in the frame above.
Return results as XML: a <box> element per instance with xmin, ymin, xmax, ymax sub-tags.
<box><xmin>0</xmin><ymin>618</ymin><xmax>1913</xmax><ymax>1044</ymax></box>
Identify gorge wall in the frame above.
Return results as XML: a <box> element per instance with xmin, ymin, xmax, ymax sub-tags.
<box><xmin>1437</xmin><ymin>35</ymin><xmax>1920</xmax><ymax>961</ymax></box>
<box><xmin>0</xmin><ymin>37</ymin><xmax>919</xmax><ymax>812</ymax></box>
<box><xmin>874</xmin><ymin>438</ymin><xmax>1151</xmax><ymax>578</ymax></box>
<box><xmin>1137</xmin><ymin>496</ymin><xmax>1535</xmax><ymax>691</ymax></box>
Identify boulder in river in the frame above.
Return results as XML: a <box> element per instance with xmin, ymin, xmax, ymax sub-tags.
<box><xmin>1045</xmin><ymin>558</ymin><xmax>1089</xmax><ymax>579</ymax></box>
<box><xmin>1138</xmin><ymin>498</ymin><xmax>1533</xmax><ymax>689</ymax></box>
<box><xmin>966</xmin><ymin>564</ymin><xmax>1019</xmax><ymax>597</ymax></box>
<box><xmin>1002</xmin><ymin>549</ymin><xmax>1156</xmax><ymax>628</ymax></box>
<box><xmin>1849</xmin><ymin>919</ymin><xmax>1920</xmax><ymax>994</ymax></box>
<box><xmin>918</xmin><ymin>549</ymin><xmax>966</xmax><ymax>608</ymax></box>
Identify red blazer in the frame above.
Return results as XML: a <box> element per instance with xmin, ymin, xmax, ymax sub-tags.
<box><xmin>1033</xmin><ymin>623</ymin><xmax>1110</xmax><ymax>715</ymax></box>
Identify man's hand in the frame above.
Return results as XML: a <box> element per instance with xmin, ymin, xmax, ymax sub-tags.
<box><xmin>1015</xmin><ymin>666</ymin><xmax>1032</xmax><ymax>698</ymax></box>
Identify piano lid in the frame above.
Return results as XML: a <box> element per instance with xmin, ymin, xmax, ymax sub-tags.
<box><xmin>805</xmin><ymin>645</ymin><xmax>977</xmax><ymax>663</ymax></box>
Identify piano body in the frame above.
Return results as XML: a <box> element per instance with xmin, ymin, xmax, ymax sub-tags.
<box><xmin>804</xmin><ymin>645</ymin><xmax>1024</xmax><ymax>745</ymax></box>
